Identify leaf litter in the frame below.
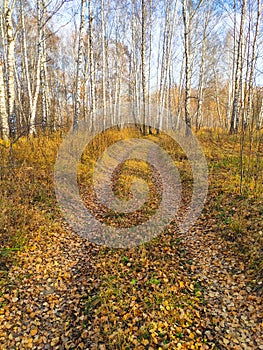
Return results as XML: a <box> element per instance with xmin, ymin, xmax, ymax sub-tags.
<box><xmin>0</xmin><ymin>133</ymin><xmax>262</xmax><ymax>349</ymax></box>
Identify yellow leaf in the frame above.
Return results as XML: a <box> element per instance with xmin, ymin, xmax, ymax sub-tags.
<box><xmin>152</xmin><ymin>336</ymin><xmax>158</xmax><ymax>344</ymax></box>
<box><xmin>122</xmin><ymin>313</ymin><xmax>130</xmax><ymax>321</ymax></box>
<box><xmin>195</xmin><ymin>310</ymin><xmax>200</xmax><ymax>317</ymax></box>
<box><xmin>189</xmin><ymin>332</ymin><xmax>195</xmax><ymax>339</ymax></box>
<box><xmin>30</xmin><ymin>328</ymin><xmax>38</xmax><ymax>336</ymax></box>
<box><xmin>26</xmin><ymin>340</ymin><xmax>33</xmax><ymax>349</ymax></box>
<box><xmin>179</xmin><ymin>281</ymin><xmax>184</xmax><ymax>288</ymax></box>
<box><xmin>150</xmin><ymin>322</ymin><xmax>157</xmax><ymax>332</ymax></box>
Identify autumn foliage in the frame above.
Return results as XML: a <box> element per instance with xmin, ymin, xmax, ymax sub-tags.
<box><xmin>0</xmin><ymin>129</ymin><xmax>262</xmax><ymax>349</ymax></box>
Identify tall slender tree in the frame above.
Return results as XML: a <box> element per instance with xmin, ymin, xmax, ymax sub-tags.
<box><xmin>0</xmin><ymin>61</ymin><xmax>8</xmax><ymax>139</ymax></box>
<box><xmin>88</xmin><ymin>0</ymin><xmax>96</xmax><ymax>129</ymax></box>
<box><xmin>182</xmin><ymin>0</ymin><xmax>204</xmax><ymax>133</ymax></box>
<box><xmin>73</xmin><ymin>0</ymin><xmax>86</xmax><ymax>131</ymax></box>
<box><xmin>100</xmin><ymin>0</ymin><xmax>107</xmax><ymax>129</ymax></box>
<box><xmin>5</xmin><ymin>6</ymin><xmax>16</xmax><ymax>137</ymax></box>
<box><xmin>230</xmin><ymin>0</ymin><xmax>247</xmax><ymax>134</ymax></box>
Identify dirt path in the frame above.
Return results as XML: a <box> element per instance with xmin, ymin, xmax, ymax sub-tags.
<box><xmin>0</xmin><ymin>214</ymin><xmax>262</xmax><ymax>349</ymax></box>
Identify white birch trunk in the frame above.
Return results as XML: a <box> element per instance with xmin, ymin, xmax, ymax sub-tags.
<box><xmin>247</xmin><ymin>0</ymin><xmax>262</xmax><ymax>128</ymax></box>
<box><xmin>141</xmin><ymin>0</ymin><xmax>147</xmax><ymax>134</ymax></box>
<box><xmin>73</xmin><ymin>0</ymin><xmax>86</xmax><ymax>131</ymax></box>
<box><xmin>100</xmin><ymin>0</ymin><xmax>107</xmax><ymax>130</ymax></box>
<box><xmin>88</xmin><ymin>0</ymin><xmax>96</xmax><ymax>129</ymax></box>
<box><xmin>131</xmin><ymin>1</ymin><xmax>140</xmax><ymax>124</ymax></box>
<box><xmin>147</xmin><ymin>0</ymin><xmax>152</xmax><ymax>132</ymax></box>
<box><xmin>258</xmin><ymin>96</ymin><xmax>263</xmax><ymax>130</ymax></box>
<box><xmin>29</xmin><ymin>0</ymin><xmax>43</xmax><ymax>134</ymax></box>
<box><xmin>6</xmin><ymin>7</ymin><xmax>16</xmax><ymax>136</ymax></box>
<box><xmin>163</xmin><ymin>0</ymin><xmax>177</xmax><ymax>128</ymax></box>
<box><xmin>182</xmin><ymin>0</ymin><xmax>192</xmax><ymax>132</ymax></box>
<box><xmin>176</xmin><ymin>53</ymin><xmax>185</xmax><ymax>129</ymax></box>
<box><xmin>196</xmin><ymin>7</ymin><xmax>210</xmax><ymax>130</ymax></box>
<box><xmin>0</xmin><ymin>61</ymin><xmax>8</xmax><ymax>139</ymax></box>
<box><xmin>21</xmin><ymin>0</ymin><xmax>33</xmax><ymax>122</ymax></box>
<box><xmin>158</xmin><ymin>0</ymin><xmax>170</xmax><ymax>130</ymax></box>
<box><xmin>213</xmin><ymin>67</ymin><xmax>223</xmax><ymax>128</ymax></box>
<box><xmin>230</xmin><ymin>0</ymin><xmax>247</xmax><ymax>133</ymax></box>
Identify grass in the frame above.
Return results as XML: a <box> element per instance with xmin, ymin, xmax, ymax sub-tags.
<box><xmin>0</xmin><ymin>127</ymin><xmax>262</xmax><ymax>271</ymax></box>
<box><xmin>0</xmin><ymin>133</ymin><xmax>62</xmax><ymax>271</ymax></box>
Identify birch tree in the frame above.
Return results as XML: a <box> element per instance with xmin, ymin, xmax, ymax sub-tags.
<box><xmin>141</xmin><ymin>0</ymin><xmax>147</xmax><ymax>134</ymax></box>
<box><xmin>158</xmin><ymin>0</ymin><xmax>178</xmax><ymax>131</ymax></box>
<box><xmin>28</xmin><ymin>0</ymin><xmax>44</xmax><ymax>134</ymax></box>
<box><xmin>196</xmin><ymin>6</ymin><xmax>211</xmax><ymax>130</ymax></box>
<box><xmin>131</xmin><ymin>0</ymin><xmax>141</xmax><ymax>125</ymax></box>
<box><xmin>0</xmin><ymin>61</ymin><xmax>8</xmax><ymax>139</ymax></box>
<box><xmin>182</xmin><ymin>0</ymin><xmax>191</xmax><ymax>132</ymax></box>
<box><xmin>88</xmin><ymin>0</ymin><xmax>96</xmax><ymax>129</ymax></box>
<box><xmin>246</xmin><ymin>0</ymin><xmax>262</xmax><ymax>128</ymax></box>
<box><xmin>20</xmin><ymin>0</ymin><xmax>33</xmax><ymax>130</ymax></box>
<box><xmin>230</xmin><ymin>0</ymin><xmax>247</xmax><ymax>134</ymax></box>
<box><xmin>73</xmin><ymin>0</ymin><xmax>86</xmax><ymax>131</ymax></box>
<box><xmin>40</xmin><ymin>1</ymin><xmax>51</xmax><ymax>131</ymax></box>
<box><xmin>5</xmin><ymin>5</ymin><xmax>16</xmax><ymax>137</ymax></box>
<box><xmin>100</xmin><ymin>0</ymin><xmax>107</xmax><ymax>129</ymax></box>
<box><xmin>182</xmin><ymin>0</ymin><xmax>204</xmax><ymax>133</ymax></box>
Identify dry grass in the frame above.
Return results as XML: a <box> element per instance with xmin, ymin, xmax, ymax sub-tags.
<box><xmin>0</xmin><ymin>127</ymin><xmax>262</xmax><ymax>280</ymax></box>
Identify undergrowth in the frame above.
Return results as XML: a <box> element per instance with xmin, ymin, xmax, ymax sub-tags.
<box><xmin>0</xmin><ymin>127</ymin><xmax>262</xmax><ymax>285</ymax></box>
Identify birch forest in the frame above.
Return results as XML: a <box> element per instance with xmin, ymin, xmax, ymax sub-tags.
<box><xmin>1</xmin><ymin>1</ymin><xmax>263</xmax><ymax>349</ymax></box>
<box><xmin>0</xmin><ymin>0</ymin><xmax>262</xmax><ymax>137</ymax></box>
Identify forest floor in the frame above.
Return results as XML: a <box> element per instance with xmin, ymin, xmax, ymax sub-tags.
<box><xmin>0</xmin><ymin>130</ymin><xmax>262</xmax><ymax>349</ymax></box>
